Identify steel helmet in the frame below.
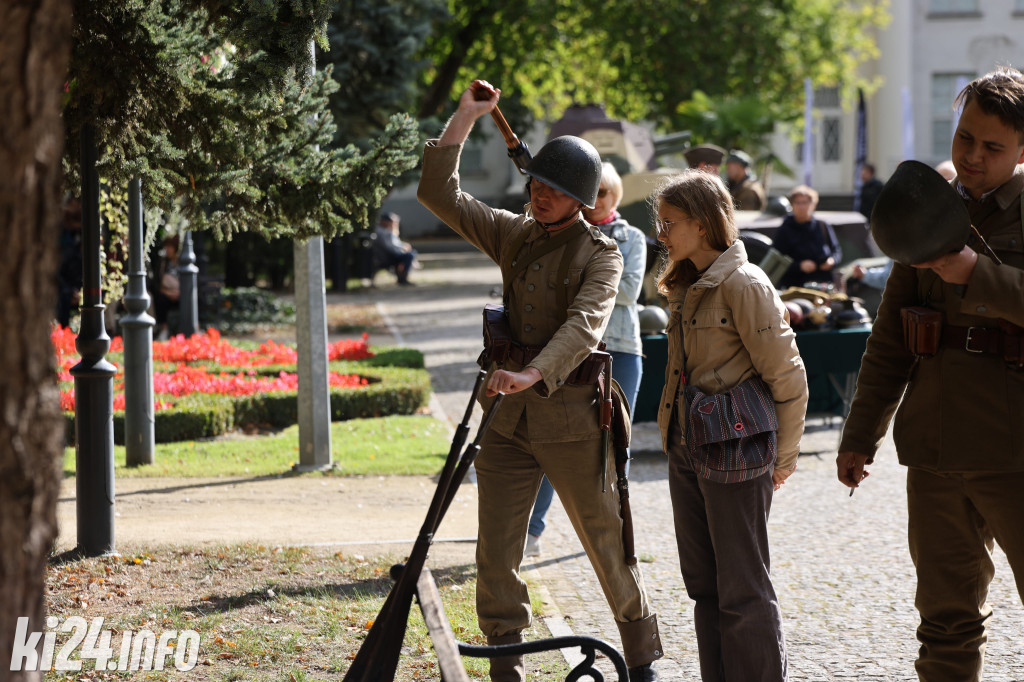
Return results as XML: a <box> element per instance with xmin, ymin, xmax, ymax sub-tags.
<box><xmin>870</xmin><ymin>160</ymin><xmax>970</xmax><ymax>265</ymax></box>
<box><xmin>524</xmin><ymin>136</ymin><xmax>603</xmax><ymax>208</ymax></box>
<box><xmin>638</xmin><ymin>305</ymin><xmax>669</xmax><ymax>335</ymax></box>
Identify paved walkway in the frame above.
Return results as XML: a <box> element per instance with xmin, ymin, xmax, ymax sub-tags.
<box><xmin>348</xmin><ymin>242</ymin><xmax>1024</xmax><ymax>682</ymax></box>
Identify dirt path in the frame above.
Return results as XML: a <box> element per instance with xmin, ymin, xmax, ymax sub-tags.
<box><xmin>56</xmin><ymin>474</ymin><xmax>480</xmax><ymax>564</ymax></box>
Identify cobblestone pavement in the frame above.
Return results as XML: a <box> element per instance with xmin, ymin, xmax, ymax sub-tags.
<box><xmin>343</xmin><ymin>245</ymin><xmax>1024</xmax><ymax>681</ymax></box>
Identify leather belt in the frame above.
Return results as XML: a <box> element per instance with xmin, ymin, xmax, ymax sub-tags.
<box><xmin>506</xmin><ymin>342</ymin><xmax>607</xmax><ymax>386</ymax></box>
<box><xmin>941</xmin><ymin>324</ymin><xmax>1024</xmax><ymax>365</ymax></box>
<box><xmin>507</xmin><ymin>342</ymin><xmax>544</xmax><ymax>366</ymax></box>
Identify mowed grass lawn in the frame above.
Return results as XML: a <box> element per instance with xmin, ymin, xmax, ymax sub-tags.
<box><xmin>62</xmin><ymin>415</ymin><xmax>454</xmax><ymax>478</ymax></box>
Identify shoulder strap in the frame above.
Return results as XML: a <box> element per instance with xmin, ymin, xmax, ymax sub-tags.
<box><xmin>502</xmin><ymin>222</ymin><xmax>587</xmax><ymax>304</ymax></box>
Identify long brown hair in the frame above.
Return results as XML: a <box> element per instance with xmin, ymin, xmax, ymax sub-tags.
<box><xmin>654</xmin><ymin>170</ymin><xmax>738</xmax><ymax>296</ymax></box>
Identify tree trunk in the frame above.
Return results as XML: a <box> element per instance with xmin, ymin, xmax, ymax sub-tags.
<box><xmin>0</xmin><ymin>2</ymin><xmax>73</xmax><ymax>680</ymax></box>
<box><xmin>417</xmin><ymin>3</ymin><xmax>494</xmax><ymax>120</ymax></box>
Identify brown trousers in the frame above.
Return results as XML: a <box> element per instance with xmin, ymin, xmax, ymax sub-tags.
<box><xmin>907</xmin><ymin>467</ymin><xmax>1024</xmax><ymax>682</ymax></box>
<box><xmin>474</xmin><ymin>415</ymin><xmax>662</xmax><ymax>669</ymax></box>
<box><xmin>666</xmin><ymin>416</ymin><xmax>787</xmax><ymax>682</ymax></box>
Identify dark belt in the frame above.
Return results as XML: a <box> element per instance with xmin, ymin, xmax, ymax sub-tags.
<box><xmin>506</xmin><ymin>342</ymin><xmax>606</xmax><ymax>386</ymax></box>
<box><xmin>507</xmin><ymin>342</ymin><xmax>544</xmax><ymax>366</ymax></box>
<box><xmin>941</xmin><ymin>325</ymin><xmax>1024</xmax><ymax>365</ymax></box>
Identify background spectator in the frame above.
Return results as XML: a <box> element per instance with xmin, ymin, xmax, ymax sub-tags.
<box><xmin>858</xmin><ymin>162</ymin><xmax>885</xmax><ymax>219</ymax></box>
<box><xmin>935</xmin><ymin>159</ymin><xmax>956</xmax><ymax>181</ymax></box>
<box><xmin>725</xmin><ymin>149</ymin><xmax>766</xmax><ymax>211</ymax></box>
<box><xmin>154</xmin><ymin>235</ymin><xmax>180</xmax><ymax>340</ymax></box>
<box><xmin>373</xmin><ymin>212</ymin><xmax>417</xmax><ymax>286</ymax></box>
<box><xmin>773</xmin><ymin>184</ymin><xmax>842</xmax><ymax>289</ymax></box>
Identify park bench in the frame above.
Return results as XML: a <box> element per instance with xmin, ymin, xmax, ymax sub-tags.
<box><xmin>410</xmin><ymin>565</ymin><xmax>629</xmax><ymax>681</ymax></box>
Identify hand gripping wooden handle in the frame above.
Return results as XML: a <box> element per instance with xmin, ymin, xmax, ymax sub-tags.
<box><xmin>471</xmin><ymin>80</ymin><xmax>521</xmax><ymax>149</ymax></box>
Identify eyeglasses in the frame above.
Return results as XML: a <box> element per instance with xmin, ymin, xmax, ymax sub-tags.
<box><xmin>656</xmin><ymin>216</ymin><xmax>692</xmax><ymax>237</ymax></box>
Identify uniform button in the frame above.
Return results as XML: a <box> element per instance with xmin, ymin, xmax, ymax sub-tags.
<box><xmin>665</xmin><ymin>403</ymin><xmax>671</xmax><ymax>408</ymax></box>
<box><xmin>721</xmin><ymin>318</ymin><xmax>727</xmax><ymax>324</ymax></box>
<box><xmin>692</xmin><ymin>319</ymin><xmax>697</xmax><ymax>324</ymax></box>
<box><xmin>524</xmin><ymin>304</ymin><xmax>533</xmax><ymax>312</ymax></box>
<box><xmin>563</xmin><ymin>278</ymin><xmax>570</xmax><ymax>284</ymax></box>
<box><xmin>524</xmin><ymin>324</ymin><xmax>533</xmax><ymax>332</ymax></box>
<box><xmin>556</xmin><ymin>379</ymin><xmax>564</xmax><ymax>386</ymax></box>
<box><xmin>511</xmin><ymin>260</ymin><xmax>517</xmax><ymax>267</ymax></box>
<box><xmin>673</xmin><ymin>369</ymin><xmax>679</xmax><ymax>375</ymax></box>
<box><xmin>532</xmin><ymin>263</ymin><xmax>541</xmax><ymax>270</ymax></box>
<box><xmin>527</xmin><ymin>284</ymin><xmax>535</xmax><ymax>292</ymax></box>
<box><xmin>977</xmin><ymin>305</ymin><xmax>987</xmax><ymax>313</ymax></box>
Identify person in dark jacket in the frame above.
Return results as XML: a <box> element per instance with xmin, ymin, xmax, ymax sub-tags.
<box><xmin>771</xmin><ymin>185</ymin><xmax>841</xmax><ymax>289</ymax></box>
<box><xmin>857</xmin><ymin>162</ymin><xmax>885</xmax><ymax>219</ymax></box>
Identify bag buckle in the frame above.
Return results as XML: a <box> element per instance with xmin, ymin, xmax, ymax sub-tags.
<box><xmin>964</xmin><ymin>327</ymin><xmax>984</xmax><ymax>353</ymax></box>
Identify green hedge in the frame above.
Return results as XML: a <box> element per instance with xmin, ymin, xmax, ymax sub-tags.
<box><xmin>64</xmin><ymin>352</ymin><xmax>431</xmax><ymax>445</ymax></box>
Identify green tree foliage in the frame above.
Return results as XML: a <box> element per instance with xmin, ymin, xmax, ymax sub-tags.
<box><xmin>320</xmin><ymin>0</ymin><xmax>447</xmax><ymax>144</ymax></box>
<box><xmin>417</xmin><ymin>0</ymin><xmax>887</xmax><ymax>137</ymax></box>
<box><xmin>64</xmin><ymin>0</ymin><xmax>421</xmax><ymax>241</ymax></box>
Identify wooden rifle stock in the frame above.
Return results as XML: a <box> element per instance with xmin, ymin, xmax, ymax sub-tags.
<box><xmin>343</xmin><ymin>373</ymin><xmax>500</xmax><ymax>682</ymax></box>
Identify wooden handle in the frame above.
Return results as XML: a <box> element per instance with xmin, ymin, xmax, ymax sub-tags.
<box><xmin>472</xmin><ymin>81</ymin><xmax>521</xmax><ymax>149</ymax></box>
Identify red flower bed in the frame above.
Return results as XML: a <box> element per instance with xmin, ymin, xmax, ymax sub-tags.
<box><xmin>55</xmin><ymin>327</ymin><xmax>372</xmax><ymax>412</ymax></box>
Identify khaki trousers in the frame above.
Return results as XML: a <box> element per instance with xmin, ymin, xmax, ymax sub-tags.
<box><xmin>474</xmin><ymin>415</ymin><xmax>662</xmax><ymax>668</ymax></box>
<box><xmin>907</xmin><ymin>467</ymin><xmax>1024</xmax><ymax>682</ymax></box>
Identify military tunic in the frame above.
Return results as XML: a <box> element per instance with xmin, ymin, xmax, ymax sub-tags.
<box><xmin>417</xmin><ymin>140</ymin><xmax>663</xmax><ymax>668</ymax></box>
<box><xmin>839</xmin><ymin>166</ymin><xmax>1024</xmax><ymax>681</ymax></box>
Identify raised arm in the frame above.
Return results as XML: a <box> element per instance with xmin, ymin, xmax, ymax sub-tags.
<box><xmin>438</xmin><ymin>80</ymin><xmax>501</xmax><ymax>147</ymax></box>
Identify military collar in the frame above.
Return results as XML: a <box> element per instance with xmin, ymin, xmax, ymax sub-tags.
<box><xmin>955</xmin><ymin>165</ymin><xmax>1024</xmax><ymax>208</ymax></box>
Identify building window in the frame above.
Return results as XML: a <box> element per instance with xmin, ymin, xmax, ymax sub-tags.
<box><xmin>814</xmin><ymin>86</ymin><xmax>840</xmax><ymax>109</ymax></box>
<box><xmin>932</xmin><ymin>72</ymin><xmax>975</xmax><ymax>156</ymax></box>
<box><xmin>822</xmin><ymin>117</ymin><xmax>841</xmax><ymax>162</ymax></box>
<box><xmin>929</xmin><ymin>0</ymin><xmax>979</xmax><ymax>14</ymax></box>
<box><xmin>1016</xmin><ymin>0</ymin><xmax>1024</xmax><ymax>13</ymax></box>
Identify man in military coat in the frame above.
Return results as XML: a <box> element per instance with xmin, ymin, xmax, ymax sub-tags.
<box><xmin>838</xmin><ymin>68</ymin><xmax>1024</xmax><ymax>681</ymax></box>
<box><xmin>418</xmin><ymin>80</ymin><xmax>662</xmax><ymax>682</ymax></box>
<box><xmin>725</xmin><ymin>149</ymin><xmax>766</xmax><ymax>211</ymax></box>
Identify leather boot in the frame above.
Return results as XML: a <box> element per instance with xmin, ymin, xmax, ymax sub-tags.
<box><xmin>628</xmin><ymin>662</ymin><xmax>659</xmax><ymax>681</ymax></box>
<box><xmin>486</xmin><ymin>632</ymin><xmax>525</xmax><ymax>682</ymax></box>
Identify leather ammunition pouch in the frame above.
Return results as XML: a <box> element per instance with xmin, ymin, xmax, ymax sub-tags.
<box><xmin>901</xmin><ymin>306</ymin><xmax>943</xmax><ymax>357</ymax></box>
<box><xmin>482</xmin><ymin>303</ymin><xmax>513</xmax><ymax>366</ymax></box>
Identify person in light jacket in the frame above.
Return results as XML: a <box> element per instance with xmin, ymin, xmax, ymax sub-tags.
<box><xmin>525</xmin><ymin>162</ymin><xmax>647</xmax><ymax>557</ymax></box>
<box><xmin>654</xmin><ymin>169</ymin><xmax>808</xmax><ymax>682</ymax></box>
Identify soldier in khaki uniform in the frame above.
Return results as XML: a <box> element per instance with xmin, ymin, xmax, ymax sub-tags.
<box><xmin>838</xmin><ymin>68</ymin><xmax>1024</xmax><ymax>681</ymax></box>
<box><xmin>418</xmin><ymin>80</ymin><xmax>662</xmax><ymax>682</ymax></box>
<box><xmin>725</xmin><ymin>150</ymin><xmax>766</xmax><ymax>211</ymax></box>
